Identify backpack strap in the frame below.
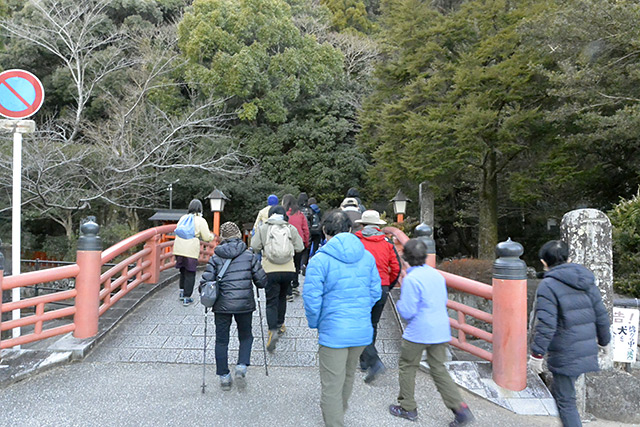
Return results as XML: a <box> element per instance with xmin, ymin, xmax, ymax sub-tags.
<box><xmin>217</xmin><ymin>258</ymin><xmax>233</xmax><ymax>281</ymax></box>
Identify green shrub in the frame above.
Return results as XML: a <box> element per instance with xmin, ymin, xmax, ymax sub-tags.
<box><xmin>608</xmin><ymin>190</ymin><xmax>640</xmax><ymax>297</ymax></box>
<box><xmin>437</xmin><ymin>258</ymin><xmax>493</xmax><ymax>285</ymax></box>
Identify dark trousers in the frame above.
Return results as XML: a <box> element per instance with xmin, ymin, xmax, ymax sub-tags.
<box><xmin>178</xmin><ymin>268</ymin><xmax>196</xmax><ymax>297</ymax></box>
<box><xmin>291</xmin><ymin>249</ymin><xmax>308</xmax><ymax>289</ymax></box>
<box><xmin>266</xmin><ymin>272</ymin><xmax>295</xmax><ymax>330</ymax></box>
<box><xmin>551</xmin><ymin>373</ymin><xmax>582</xmax><ymax>427</ymax></box>
<box><xmin>360</xmin><ymin>286</ymin><xmax>389</xmax><ymax>369</ymax></box>
<box><xmin>309</xmin><ymin>235</ymin><xmax>321</xmax><ymax>257</ymax></box>
<box><xmin>214</xmin><ymin>312</ymin><xmax>253</xmax><ymax>376</ymax></box>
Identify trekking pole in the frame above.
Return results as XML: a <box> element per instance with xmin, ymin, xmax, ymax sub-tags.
<box><xmin>256</xmin><ymin>288</ymin><xmax>269</xmax><ymax>376</ymax></box>
<box><xmin>201</xmin><ymin>307</ymin><xmax>209</xmax><ymax>393</ymax></box>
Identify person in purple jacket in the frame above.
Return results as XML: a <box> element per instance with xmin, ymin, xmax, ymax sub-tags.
<box><xmin>389</xmin><ymin>239</ymin><xmax>474</xmax><ymax>426</ymax></box>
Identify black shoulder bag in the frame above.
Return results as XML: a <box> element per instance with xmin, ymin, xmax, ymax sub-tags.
<box><xmin>200</xmin><ymin>258</ymin><xmax>233</xmax><ymax>308</ymax></box>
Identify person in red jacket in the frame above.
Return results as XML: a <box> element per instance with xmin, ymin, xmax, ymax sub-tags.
<box><xmin>282</xmin><ymin>194</ymin><xmax>309</xmax><ymax>299</ymax></box>
<box><xmin>355</xmin><ymin>210</ymin><xmax>401</xmax><ymax>383</ymax></box>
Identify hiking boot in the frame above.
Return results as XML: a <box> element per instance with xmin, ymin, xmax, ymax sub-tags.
<box><xmin>220</xmin><ymin>373</ymin><xmax>232</xmax><ymax>391</ymax></box>
<box><xmin>278</xmin><ymin>324</ymin><xmax>287</xmax><ymax>335</ymax></box>
<box><xmin>179</xmin><ymin>289</ymin><xmax>184</xmax><ymax>301</ymax></box>
<box><xmin>450</xmin><ymin>403</ymin><xmax>474</xmax><ymax>426</ymax></box>
<box><xmin>389</xmin><ymin>405</ymin><xmax>418</xmax><ymax>422</ymax></box>
<box><xmin>183</xmin><ymin>297</ymin><xmax>193</xmax><ymax>307</ymax></box>
<box><xmin>267</xmin><ymin>329</ymin><xmax>279</xmax><ymax>352</ymax></box>
<box><xmin>235</xmin><ymin>364</ymin><xmax>247</xmax><ymax>389</ymax></box>
<box><xmin>364</xmin><ymin>360</ymin><xmax>386</xmax><ymax>383</ymax></box>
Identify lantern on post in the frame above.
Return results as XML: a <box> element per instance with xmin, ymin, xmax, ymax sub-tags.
<box><xmin>390</xmin><ymin>189</ymin><xmax>411</xmax><ymax>223</ymax></box>
<box><xmin>206</xmin><ymin>188</ymin><xmax>229</xmax><ymax>236</ymax></box>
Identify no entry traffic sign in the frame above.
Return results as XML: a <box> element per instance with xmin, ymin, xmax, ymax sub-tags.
<box><xmin>0</xmin><ymin>69</ymin><xmax>45</xmax><ymax>119</ymax></box>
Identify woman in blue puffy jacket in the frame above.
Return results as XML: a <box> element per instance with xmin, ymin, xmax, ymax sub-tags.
<box><xmin>303</xmin><ymin>210</ymin><xmax>381</xmax><ymax>427</ymax></box>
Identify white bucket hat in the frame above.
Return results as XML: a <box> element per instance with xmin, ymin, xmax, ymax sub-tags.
<box><xmin>355</xmin><ymin>210</ymin><xmax>387</xmax><ymax>226</ymax></box>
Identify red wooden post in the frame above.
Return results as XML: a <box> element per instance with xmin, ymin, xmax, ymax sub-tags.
<box><xmin>492</xmin><ymin>238</ymin><xmax>527</xmax><ymax>391</ymax></box>
<box><xmin>143</xmin><ymin>234</ymin><xmax>161</xmax><ymax>284</ymax></box>
<box><xmin>74</xmin><ymin>219</ymin><xmax>102</xmax><ymax>339</ymax></box>
<box><xmin>0</xmin><ymin>249</ymin><xmax>4</xmax><ymax>336</ymax></box>
<box><xmin>213</xmin><ymin>211</ymin><xmax>221</xmax><ymax>236</ymax></box>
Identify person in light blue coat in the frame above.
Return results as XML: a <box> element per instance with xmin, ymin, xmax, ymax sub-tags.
<box><xmin>389</xmin><ymin>239</ymin><xmax>474</xmax><ymax>426</ymax></box>
<box><xmin>303</xmin><ymin>210</ymin><xmax>381</xmax><ymax>427</ymax></box>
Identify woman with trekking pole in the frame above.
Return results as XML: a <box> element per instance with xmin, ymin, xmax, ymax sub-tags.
<box><xmin>199</xmin><ymin>222</ymin><xmax>267</xmax><ymax>391</ymax></box>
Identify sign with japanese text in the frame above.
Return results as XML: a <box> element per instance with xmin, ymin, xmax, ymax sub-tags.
<box><xmin>612</xmin><ymin>307</ymin><xmax>638</xmax><ymax>363</ymax></box>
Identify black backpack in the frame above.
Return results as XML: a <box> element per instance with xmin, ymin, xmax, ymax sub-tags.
<box><xmin>309</xmin><ymin>210</ymin><xmax>322</xmax><ymax>235</ymax></box>
<box><xmin>301</xmin><ymin>206</ymin><xmax>314</xmax><ymax>228</ymax></box>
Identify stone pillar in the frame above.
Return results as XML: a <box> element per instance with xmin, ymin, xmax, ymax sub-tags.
<box><xmin>419</xmin><ymin>182</ymin><xmax>434</xmax><ymax>228</ymax></box>
<box><xmin>560</xmin><ymin>208</ymin><xmax>614</xmax><ymax>417</ymax></box>
<box><xmin>414</xmin><ymin>223</ymin><xmax>436</xmax><ymax>267</ymax></box>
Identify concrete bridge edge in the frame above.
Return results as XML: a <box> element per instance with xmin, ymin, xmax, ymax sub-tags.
<box><xmin>0</xmin><ymin>270</ymin><xmax>180</xmax><ymax>388</ymax></box>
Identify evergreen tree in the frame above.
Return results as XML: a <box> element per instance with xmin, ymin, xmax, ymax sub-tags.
<box><xmin>360</xmin><ymin>0</ymin><xmax>554</xmax><ymax>258</ymax></box>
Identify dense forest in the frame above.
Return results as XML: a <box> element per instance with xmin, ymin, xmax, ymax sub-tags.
<box><xmin>1</xmin><ymin>0</ymin><xmax>640</xmax><ymax>292</ymax></box>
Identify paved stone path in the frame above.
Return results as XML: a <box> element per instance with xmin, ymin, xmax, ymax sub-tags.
<box><xmin>0</xmin><ymin>273</ymin><xmax>631</xmax><ymax>426</ymax></box>
<box><xmin>85</xmin><ymin>273</ymin><xmax>402</xmax><ymax>369</ymax></box>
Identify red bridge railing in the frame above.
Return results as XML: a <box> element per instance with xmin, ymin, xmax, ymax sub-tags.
<box><xmin>0</xmin><ymin>220</ymin><xmax>216</xmax><ymax>350</ymax></box>
<box><xmin>384</xmin><ymin>225</ymin><xmax>527</xmax><ymax>392</ymax></box>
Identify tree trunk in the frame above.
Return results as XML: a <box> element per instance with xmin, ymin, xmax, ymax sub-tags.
<box><xmin>477</xmin><ymin>150</ymin><xmax>498</xmax><ymax>260</ymax></box>
<box><xmin>126</xmin><ymin>208</ymin><xmax>139</xmax><ymax>232</ymax></box>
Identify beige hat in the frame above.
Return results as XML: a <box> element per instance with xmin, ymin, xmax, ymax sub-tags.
<box><xmin>340</xmin><ymin>197</ymin><xmax>359</xmax><ymax>209</ymax></box>
<box><xmin>355</xmin><ymin>210</ymin><xmax>387</xmax><ymax>226</ymax></box>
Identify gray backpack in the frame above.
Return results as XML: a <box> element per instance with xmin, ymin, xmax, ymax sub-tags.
<box><xmin>263</xmin><ymin>223</ymin><xmax>294</xmax><ymax>264</ymax></box>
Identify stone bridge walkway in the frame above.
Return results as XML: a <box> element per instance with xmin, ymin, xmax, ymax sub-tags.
<box><xmin>85</xmin><ymin>272</ymin><xmax>402</xmax><ymax>369</ymax></box>
<box><xmin>0</xmin><ymin>272</ymin><xmax>625</xmax><ymax>427</ymax></box>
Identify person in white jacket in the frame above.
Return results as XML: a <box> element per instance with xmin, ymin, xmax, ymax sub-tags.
<box><xmin>174</xmin><ymin>199</ymin><xmax>214</xmax><ymax>306</ymax></box>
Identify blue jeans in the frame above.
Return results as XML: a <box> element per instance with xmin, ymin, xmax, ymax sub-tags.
<box><xmin>214</xmin><ymin>312</ymin><xmax>253</xmax><ymax>376</ymax></box>
<box><xmin>551</xmin><ymin>373</ymin><xmax>582</xmax><ymax>427</ymax></box>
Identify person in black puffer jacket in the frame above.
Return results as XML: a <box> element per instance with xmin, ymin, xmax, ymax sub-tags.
<box><xmin>200</xmin><ymin>222</ymin><xmax>267</xmax><ymax>391</ymax></box>
<box><xmin>529</xmin><ymin>240</ymin><xmax>610</xmax><ymax>427</ymax></box>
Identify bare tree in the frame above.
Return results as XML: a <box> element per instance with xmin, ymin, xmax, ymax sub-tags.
<box><xmin>0</xmin><ymin>1</ymin><xmax>254</xmax><ymax>240</ymax></box>
<box><xmin>0</xmin><ymin>0</ymin><xmax>137</xmax><ymax>141</ymax></box>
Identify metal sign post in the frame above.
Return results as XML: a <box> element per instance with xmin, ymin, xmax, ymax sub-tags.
<box><xmin>1</xmin><ymin>120</ymin><xmax>35</xmax><ymax>341</ymax></box>
<box><xmin>1</xmin><ymin>69</ymin><xmax>44</xmax><ymax>343</ymax></box>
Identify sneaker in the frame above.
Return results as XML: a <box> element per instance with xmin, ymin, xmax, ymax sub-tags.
<box><xmin>183</xmin><ymin>297</ymin><xmax>194</xmax><ymax>307</ymax></box>
<box><xmin>235</xmin><ymin>364</ymin><xmax>247</xmax><ymax>389</ymax></box>
<box><xmin>267</xmin><ymin>329</ymin><xmax>279</xmax><ymax>352</ymax></box>
<box><xmin>287</xmin><ymin>295</ymin><xmax>294</xmax><ymax>302</ymax></box>
<box><xmin>220</xmin><ymin>373</ymin><xmax>232</xmax><ymax>391</ymax></box>
<box><xmin>364</xmin><ymin>360</ymin><xmax>386</xmax><ymax>383</ymax></box>
<box><xmin>278</xmin><ymin>324</ymin><xmax>287</xmax><ymax>335</ymax></box>
<box><xmin>179</xmin><ymin>289</ymin><xmax>184</xmax><ymax>301</ymax></box>
<box><xmin>389</xmin><ymin>405</ymin><xmax>418</xmax><ymax>422</ymax></box>
<box><xmin>450</xmin><ymin>404</ymin><xmax>474</xmax><ymax>426</ymax></box>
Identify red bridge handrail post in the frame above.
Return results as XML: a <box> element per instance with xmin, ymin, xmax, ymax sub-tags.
<box><xmin>0</xmin><ymin>250</ymin><xmax>4</xmax><ymax>333</ymax></box>
<box><xmin>414</xmin><ymin>223</ymin><xmax>436</xmax><ymax>267</ymax></box>
<box><xmin>492</xmin><ymin>238</ymin><xmax>528</xmax><ymax>391</ymax></box>
<box><xmin>143</xmin><ymin>234</ymin><xmax>161</xmax><ymax>284</ymax></box>
<box><xmin>74</xmin><ymin>219</ymin><xmax>102</xmax><ymax>339</ymax></box>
